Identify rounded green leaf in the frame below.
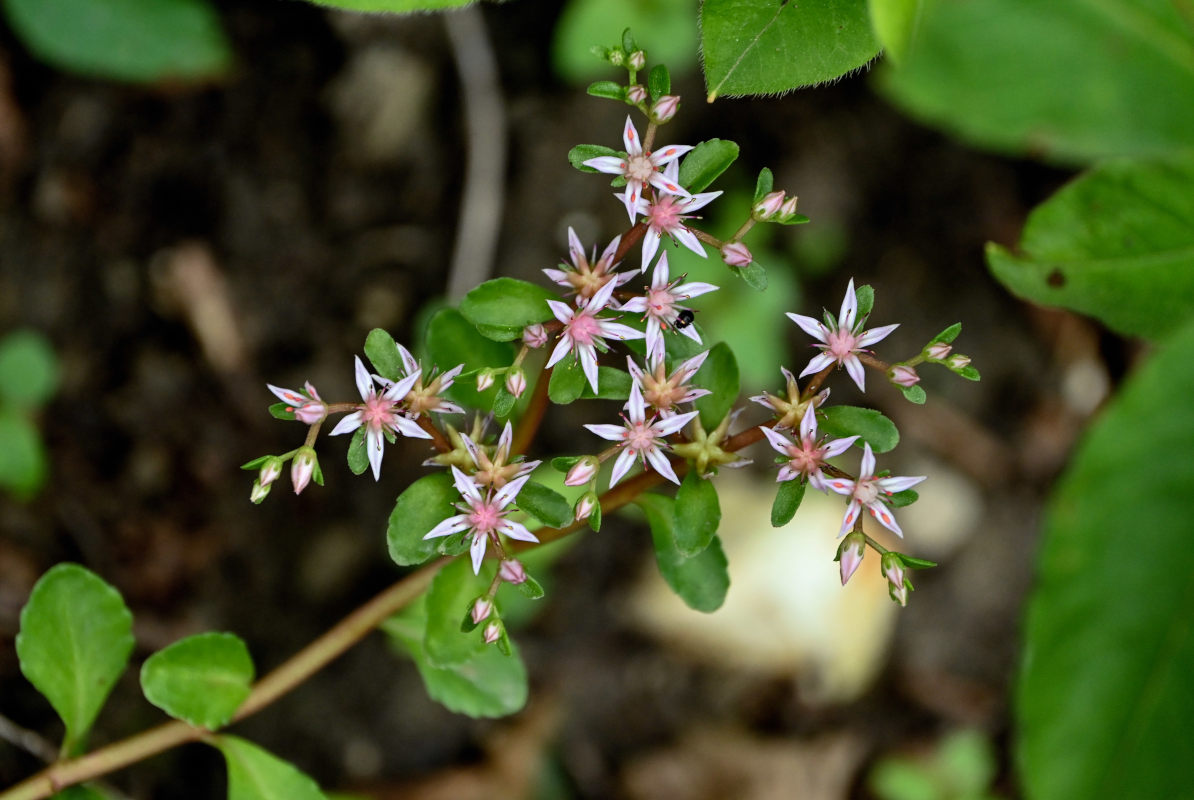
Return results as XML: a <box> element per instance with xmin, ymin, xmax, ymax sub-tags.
<box><xmin>388</xmin><ymin>472</ymin><xmax>459</xmax><ymax>566</ymax></box>
<box><xmin>140</xmin><ymin>633</ymin><xmax>254</xmax><ymax>730</ymax></box>
<box><xmin>424</xmin><ymin>308</ymin><xmax>516</xmax><ymax>410</ymax></box>
<box><xmin>3</xmin><ymin>0</ymin><xmax>232</xmax><ymax>83</ymax></box>
<box><xmin>216</xmin><ymin>735</ymin><xmax>327</xmax><ymax>800</ymax></box>
<box><xmin>363</xmin><ymin>329</ymin><xmax>404</xmax><ymax>381</ymax></box>
<box><xmin>0</xmin><ymin>410</ymin><xmax>48</xmax><ymax>498</ymax></box>
<box><xmin>987</xmin><ymin>154</ymin><xmax>1194</xmax><ymax>340</ymax></box>
<box><xmin>459</xmin><ymin>278</ymin><xmax>557</xmax><ymax>342</ymax></box>
<box><xmin>674</xmin><ymin>471</ymin><xmax>721</xmax><ymax>556</ymax></box>
<box><xmin>819</xmin><ymin>405</ymin><xmax>898</xmax><ymax>453</ymax></box>
<box><xmin>770</xmin><ymin>479</ymin><xmax>806</xmax><ymax>527</ymax></box>
<box><xmin>878</xmin><ymin>0</ymin><xmax>1194</xmax><ymax>162</ymax></box>
<box><xmin>0</xmin><ymin>330</ymin><xmax>58</xmax><ymax>409</ymax></box>
<box><xmin>548</xmin><ymin>355</ymin><xmax>587</xmax><ymax>405</ymax></box>
<box><xmin>16</xmin><ymin>564</ymin><xmax>134</xmax><ymax>753</ymax></box>
<box><xmin>636</xmin><ymin>494</ymin><xmax>729</xmax><ymax>612</ymax></box>
<box><xmin>692</xmin><ymin>342</ymin><xmax>739</xmax><ymax>431</ymax></box>
<box><xmin>579</xmin><ymin>366</ymin><xmax>633</xmax><ymax>400</ymax></box>
<box><xmin>1017</xmin><ymin>318</ymin><xmax>1194</xmax><ymax>800</ymax></box>
<box><xmin>424</xmin><ymin>558</ymin><xmax>490</xmax><ymax>667</ymax></box>
<box><xmin>515</xmin><ymin>481</ymin><xmax>574</xmax><ymax>529</ymax></box>
<box><xmin>676</xmin><ymin>139</ymin><xmax>739</xmax><ymax>193</ymax></box>
<box><xmin>701</xmin><ymin>0</ymin><xmax>880</xmax><ymax>99</ymax></box>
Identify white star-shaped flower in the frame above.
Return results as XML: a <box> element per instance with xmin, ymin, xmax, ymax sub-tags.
<box><xmin>824</xmin><ymin>443</ymin><xmax>925</xmax><ymax>537</ymax></box>
<box><xmin>423</xmin><ymin>466</ymin><xmax>539</xmax><ymax>574</ymax></box>
<box><xmin>786</xmin><ymin>279</ymin><xmax>898</xmax><ymax>392</ymax></box>
<box><xmin>583</xmin><ymin>116</ymin><xmax>692</xmax><ymax>222</ymax></box>
<box><xmin>584</xmin><ymin>382</ymin><xmax>697</xmax><ymax>488</ymax></box>
<box><xmin>619</xmin><ymin>251</ymin><xmax>718</xmax><ymax>363</ymax></box>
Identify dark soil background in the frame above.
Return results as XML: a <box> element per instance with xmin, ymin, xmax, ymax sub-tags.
<box><xmin>0</xmin><ymin>2</ymin><xmax>1116</xmax><ymax>798</ymax></box>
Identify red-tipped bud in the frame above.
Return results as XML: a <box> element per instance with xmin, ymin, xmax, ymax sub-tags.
<box><xmin>471</xmin><ymin>597</ymin><xmax>493</xmax><ymax>625</ymax></box>
<box><xmin>522</xmin><ymin>323</ymin><xmax>548</xmax><ymax>349</ymax></box>
<box><xmin>291</xmin><ymin>447</ymin><xmax>318</xmax><ymax>495</ymax></box>
<box><xmin>721</xmin><ymin>241</ymin><xmax>753</xmax><ymax>267</ymax></box>
<box><xmin>505</xmin><ymin>368</ymin><xmax>527</xmax><ymax>399</ymax></box>
<box><xmin>626</xmin><ymin>84</ymin><xmax>647</xmax><ymax>104</ymax></box>
<box><xmin>258</xmin><ymin>456</ymin><xmax>284</xmax><ymax>488</ymax></box>
<box><xmin>476</xmin><ymin>369</ymin><xmax>495</xmax><ymax>392</ymax></box>
<box><xmin>499</xmin><ymin>559</ymin><xmax>527</xmax><ymax>585</ymax></box>
<box><xmin>564</xmin><ymin>455</ymin><xmax>600</xmax><ymax>487</ymax></box>
<box><xmin>651</xmin><ymin>94</ymin><xmax>680</xmax><ymax>122</ymax></box>
<box><xmin>753</xmin><ymin>190</ymin><xmax>785</xmax><ymax>220</ymax></box>
<box><xmin>250</xmin><ymin>480</ymin><xmax>271</xmax><ymax>504</ymax></box>
<box><xmin>927</xmin><ymin>342</ymin><xmax>952</xmax><ymax>360</ymax></box>
<box><xmin>837</xmin><ymin>531</ymin><xmax>866</xmax><ymax>586</ymax></box>
<box><xmin>628</xmin><ymin>50</ymin><xmax>646</xmax><ymax>70</ymax></box>
<box><xmin>890</xmin><ymin>365</ymin><xmax>920</xmax><ymax>387</ymax></box>
<box><xmin>574</xmin><ymin>491</ymin><xmax>599</xmax><ymax>522</ymax></box>
<box><xmin>483</xmin><ymin>622</ymin><xmax>502</xmax><ymax>644</ymax></box>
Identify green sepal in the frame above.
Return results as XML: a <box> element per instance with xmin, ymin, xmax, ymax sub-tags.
<box><xmin>240</xmin><ymin>455</ymin><xmax>274</xmax><ymax>470</ymax></box>
<box><xmin>775</xmin><ymin>213</ymin><xmax>811</xmax><ymax>225</ymax></box>
<box><xmin>897</xmin><ymin>554</ymin><xmax>938</xmax><ymax>569</ymax></box>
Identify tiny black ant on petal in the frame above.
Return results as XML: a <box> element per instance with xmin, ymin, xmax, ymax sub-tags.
<box><xmin>674</xmin><ymin>309</ymin><xmax>696</xmax><ymax>330</ymax></box>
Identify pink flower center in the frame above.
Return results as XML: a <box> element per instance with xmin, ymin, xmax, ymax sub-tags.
<box><xmin>786</xmin><ymin>439</ymin><xmax>823</xmax><ymax>475</ymax></box>
<box><xmin>825</xmin><ymin>327</ymin><xmax>860</xmax><ymax>360</ymax></box>
<box><xmin>361</xmin><ymin>394</ymin><xmax>396</xmax><ymax>431</ymax></box>
<box><xmin>645</xmin><ymin>287</ymin><xmax>676</xmax><ymax>317</ymax></box>
<box><xmin>468</xmin><ymin>499</ymin><xmax>503</xmax><ymax>535</ymax></box>
<box><xmin>567</xmin><ymin>311</ymin><xmax>602</xmax><ymax>346</ymax></box>
<box><xmin>624</xmin><ymin>421</ymin><xmax>659</xmax><ymax>453</ymax></box>
<box><xmin>647</xmin><ymin>196</ymin><xmax>683</xmax><ymax>232</ymax></box>
<box><xmin>625</xmin><ymin>153</ymin><xmax>656</xmax><ymax>183</ymax></box>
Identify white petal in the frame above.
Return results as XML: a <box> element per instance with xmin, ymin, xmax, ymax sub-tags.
<box><xmin>600</xmin><ymin>234</ymin><xmax>621</xmax><ymax>266</ymax></box>
<box><xmin>499</xmin><ymin>520</ymin><xmax>539</xmax><ymax>543</ymax></box>
<box><xmin>761</xmin><ymin>425</ymin><xmax>794</xmax><ymax>454</ymax></box>
<box><xmin>641</xmin><ymin>229</ymin><xmax>661</xmax><ymax>273</ymax></box>
<box><xmin>628</xmin><ymin>381</ymin><xmax>646</xmax><ymax>422</ymax></box>
<box><xmin>596</xmin><ymin>321</ymin><xmax>645</xmax><ymax>341</ymax></box>
<box><xmin>545</xmin><ymin>336</ymin><xmax>573</xmax><ymax>369</ymax></box>
<box><xmin>867</xmin><ymin>501</ymin><xmax>904</xmax><ymax>537</ymax></box>
<box><xmin>423</xmin><ymin>514</ymin><xmax>469</xmax><ymax>539</ymax></box>
<box><xmin>567</xmin><ymin>227</ymin><xmax>584</xmax><ymax>266</ymax></box>
<box><xmin>839</xmin><ymin>279</ymin><xmax>858</xmax><ymax>330</ymax></box>
<box><xmin>585</xmin><ymin>423</ymin><xmax>628</xmax><ymax>441</ymax></box>
<box><xmin>497</xmin><ymin>421</ymin><xmax>513</xmax><ymax>458</ymax></box>
<box><xmin>844</xmin><ymin>355</ymin><xmax>867</xmax><ymax>392</ymax></box>
<box><xmin>821</xmin><ymin>436</ymin><xmax>859</xmax><ymax>458</ymax></box>
<box><xmin>877</xmin><ymin>475</ymin><xmax>927</xmax><ymax>493</ymax></box>
<box><xmin>859</xmin><ymin>443</ymin><xmax>876</xmax><ymax>479</ymax></box>
<box><xmin>329</xmin><ymin>411</ymin><xmax>363</xmax><ymax>437</ymax></box>
<box><xmin>626</xmin><ymin>356</ymin><xmax>644</xmax><ymax>384</ymax></box>
<box><xmin>579</xmin><ymin>347</ymin><xmax>601</xmax><ymax>394</ymax></box>
<box><xmin>543</xmin><ymin>268</ymin><xmax>569</xmax><ymax>285</ymax></box>
<box><xmin>460</xmin><ymin>432</ymin><xmax>482</xmax><ymax>467</ymax></box>
<box><xmin>609</xmin><ymin>448</ymin><xmax>637</xmax><ymax>488</ymax></box>
<box><xmin>676</xmin><ymin>350</ymin><xmax>709</xmax><ymax>380</ymax></box>
<box><xmin>366</xmin><ymin>427</ymin><xmax>385</xmax><ymax>480</ymax></box>
<box><xmin>840</xmin><ymin>499</ymin><xmax>861</xmax><ymax>535</ymax></box>
<box><xmin>799</xmin><ymin>405</ymin><xmax>818</xmax><ymax>441</ymax></box>
<box><xmin>650</xmin><ymin>143</ymin><xmax>693</xmax><ymax>166</ymax></box>
<box><xmin>546</xmin><ymin>299</ymin><xmax>574</xmax><ymax>324</ymax></box>
<box><xmin>647</xmin><ymin>170</ymin><xmax>690</xmax><ymax>198</ymax></box>
<box><xmin>645</xmin><ymin>447</ymin><xmax>680</xmax><ymax>484</ymax></box>
<box><xmin>392</xmin><ymin>415</ymin><xmax>433</xmax><ymax>439</ymax></box>
<box><xmin>622</xmin><ymin>116</ymin><xmax>641</xmax><ymax>155</ymax></box>
<box><xmin>620</xmin><ymin>296</ymin><xmax>648</xmax><ymax>313</ymax></box>
<box><xmin>268</xmin><ymin>384</ymin><xmax>305</xmax><ymax>405</ymax></box>
<box><xmin>799</xmin><ymin>352</ymin><xmax>836</xmax><ymax>379</ymax></box>
<box><xmin>495</xmin><ymin>473</ymin><xmax>532</xmax><ymax>509</ymax></box>
<box><xmin>470</xmin><ymin>532</ymin><xmax>488</xmax><ymax>574</ymax></box>
<box><xmin>589</xmin><ymin>274</ymin><xmax>619</xmax><ymax>311</ymax></box>
<box><xmin>653</xmin><ymin>409</ymin><xmax>698</xmax><ymax>437</ymax></box>
<box><xmin>681</xmin><ymin>190</ymin><xmax>722</xmax><ymax>212</ymax></box>
<box><xmin>645</xmin><ymin>319</ymin><xmax>664</xmax><ymax>364</ymax></box>
<box><xmin>397</xmin><ymin>344</ymin><xmax>419</xmax><ymax>377</ymax></box>
<box><xmin>857</xmin><ymin>323</ymin><xmax>899</xmax><ymax>347</ymax></box>
<box><xmin>651</xmin><ymin>250</ymin><xmax>671</xmax><ymax>288</ymax></box>
<box><xmin>786</xmin><ymin>313</ymin><xmax>830</xmax><ymax>343</ymax></box>
<box><xmin>450</xmin><ymin>465</ymin><xmax>482</xmax><ymax>503</ymax></box>
<box><xmin>353</xmin><ymin>356</ymin><xmax>373</xmax><ymax>401</ymax></box>
<box><xmin>622</xmin><ymin>183</ymin><xmax>641</xmax><ymax>222</ymax></box>
<box><xmin>825</xmin><ymin>477</ymin><xmax>857</xmax><ymax>496</ymax></box>
<box><xmin>382</xmin><ymin>371</ymin><xmax>420</xmax><ymax>403</ymax></box>
<box><xmin>583</xmin><ymin>156</ymin><xmax>628</xmax><ymax>175</ymax></box>
<box><xmin>672</xmin><ymin>226</ymin><xmax>706</xmax><ymax>257</ymax></box>
<box><xmin>678</xmin><ymin>325</ymin><xmax>702</xmax><ymax>345</ymax></box>
<box><xmin>674</xmin><ymin>280</ymin><xmax>719</xmax><ymax>299</ymax></box>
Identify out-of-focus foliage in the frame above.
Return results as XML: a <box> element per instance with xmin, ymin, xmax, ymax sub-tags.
<box><xmin>553</xmin><ymin>0</ymin><xmax>698</xmax><ymax>83</ymax></box>
<box><xmin>0</xmin><ymin>330</ymin><xmax>57</xmax><ymax>497</ymax></box>
<box><xmin>869</xmin><ymin>729</ymin><xmax>1001</xmax><ymax>800</ymax></box>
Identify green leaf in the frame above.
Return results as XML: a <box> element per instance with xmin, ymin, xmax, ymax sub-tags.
<box><xmin>677</xmin><ymin>139</ymin><xmax>739</xmax><ymax>193</ymax></box>
<box><xmin>1017</xmin><ymin>317</ymin><xmax>1194</xmax><ymax>800</ymax></box>
<box><xmin>878</xmin><ymin>0</ymin><xmax>1194</xmax><ymax>162</ymax></box>
<box><xmin>492</xmin><ymin>386</ymin><xmax>516</xmax><ymax>418</ymax></box>
<box><xmin>0</xmin><ymin>330</ymin><xmax>58</xmax><ymax>409</ymax></box>
<box><xmin>551</xmin><ymin>456</ymin><xmax>582</xmax><ymax>473</ymax></box>
<box><xmin>889</xmin><ymin>489</ymin><xmax>918</xmax><ymax>508</ymax></box>
<box><xmin>867</xmin><ymin>0</ymin><xmax>926</xmax><ymax>65</ymax></box>
<box><xmin>636</xmin><ymin>494</ymin><xmax>729</xmax><ymax>612</ymax></box>
<box><xmin>648</xmin><ymin>64</ymin><xmax>671</xmax><ymax>99</ymax></box>
<box><xmin>346</xmin><ymin>427</ymin><xmax>369</xmax><ymax>476</ymax></box>
<box><xmin>770</xmin><ymin>479</ymin><xmax>806</xmax><ymax>527</ymax></box>
<box><xmin>820</xmin><ymin>406</ymin><xmax>898</xmax><ymax>453</ymax></box>
<box><xmin>987</xmin><ymin>155</ymin><xmax>1194</xmax><ymax>340</ymax></box>
<box><xmin>0</xmin><ymin>410</ymin><xmax>48</xmax><ymax>498</ymax></box>
<box><xmin>693</xmin><ymin>342</ymin><xmax>739</xmax><ymax>431</ymax></box>
<box><xmin>363</xmin><ymin>328</ymin><xmax>403</xmax><ymax>381</ymax></box>
<box><xmin>383</xmin><ymin>597</ymin><xmax>528</xmax><ymax>718</ymax></box>
<box><xmin>929</xmin><ymin>322</ymin><xmax>961</xmax><ymax>346</ymax></box>
<box><xmin>3</xmin><ymin>0</ymin><xmax>232</xmax><ymax>83</ymax></box>
<box><xmin>516</xmin><ymin>481</ymin><xmax>574</xmax><ymax>529</ymax></box>
<box><xmin>16</xmin><ymin>564</ymin><xmax>134</xmax><ymax>753</ymax></box>
<box><xmin>140</xmin><ymin>633</ymin><xmax>253</xmax><ymax>730</ymax></box>
<box><xmin>267</xmin><ymin>402</ymin><xmax>295</xmax><ymax>422</ymax></box>
<box><xmin>388</xmin><ymin>472</ymin><xmax>458</xmax><ymax>567</ymax></box>
<box><xmin>424</xmin><ymin>558</ymin><xmax>490</xmax><ymax>667</ymax></box>
<box><xmin>753</xmin><ymin>167</ymin><xmax>774</xmax><ymax>202</ymax></box>
<box><xmin>899</xmin><ymin>384</ymin><xmax>927</xmax><ymax>404</ymax></box>
<box><xmin>673</xmin><ymin>471</ymin><xmax>721</xmax><ymax>556</ymax></box>
<box><xmin>701</xmin><ymin>0</ymin><xmax>880</xmax><ymax>99</ymax></box>
<box><xmin>586</xmin><ymin>80</ymin><xmax>625</xmax><ymax>101</ymax></box>
<box><xmin>897</xmin><ymin>554</ymin><xmax>938</xmax><ymax>569</ymax></box>
<box><xmin>424</xmin><ymin>308</ymin><xmax>516</xmax><ymax>409</ymax></box>
<box><xmin>731</xmin><ymin>262</ymin><xmax>768</xmax><ymax>291</ymax></box>
<box><xmin>552</xmin><ymin>0</ymin><xmax>698</xmax><ymax>85</ymax></box>
<box><xmin>548</xmin><ymin>355</ymin><xmax>587</xmax><ymax>405</ymax></box>
<box><xmin>855</xmin><ymin>284</ymin><xmax>875</xmax><ymax>319</ymax></box>
<box><xmin>579</xmin><ymin>366</ymin><xmax>633</xmax><ymax>400</ymax></box>
<box><xmin>568</xmin><ymin>144</ymin><xmax>621</xmax><ymax>173</ymax></box>
<box><xmin>51</xmin><ymin>787</ymin><xmax>111</xmax><ymax>800</ymax></box>
<box><xmin>459</xmin><ymin>278</ymin><xmax>557</xmax><ymax>341</ymax></box>
<box><xmin>303</xmin><ymin>0</ymin><xmax>471</xmax><ymax>10</ymax></box>
<box><xmin>216</xmin><ymin>735</ymin><xmax>327</xmax><ymax>800</ymax></box>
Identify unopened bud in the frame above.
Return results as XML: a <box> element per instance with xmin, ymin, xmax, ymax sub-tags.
<box><xmin>838</xmin><ymin>532</ymin><xmax>866</xmax><ymax>586</ymax></box>
<box><xmin>499</xmin><ymin>559</ymin><xmax>527</xmax><ymax>585</ymax></box>
<box><xmin>779</xmin><ymin>195</ymin><xmax>799</xmax><ymax>218</ymax></box>
<box><xmin>651</xmin><ymin>94</ymin><xmax>680</xmax><ymax>122</ymax></box>
<box><xmin>565</xmin><ymin>455</ymin><xmax>600</xmax><ymax>487</ymax></box>
<box><xmin>291</xmin><ymin>447</ymin><xmax>318</xmax><ymax>495</ymax></box>
<box><xmin>608</xmin><ymin>48</ymin><xmax>625</xmax><ymax>66</ymax></box>
<box><xmin>626</xmin><ymin>84</ymin><xmax>647</xmax><ymax>104</ymax></box>
<box><xmin>753</xmin><ymin>190</ymin><xmax>785</xmax><ymax>220</ymax></box>
<box><xmin>890</xmin><ymin>365</ymin><xmax>920</xmax><ymax>388</ymax></box>
<box><xmin>483</xmin><ymin>622</ymin><xmax>502</xmax><ymax>644</ymax></box>
<box><xmin>574</xmin><ymin>491</ymin><xmax>599</xmax><ymax>522</ymax></box>
<box><xmin>522</xmin><ymin>323</ymin><xmax>548</xmax><ymax>349</ymax></box>
<box><xmin>258</xmin><ymin>456</ymin><xmax>284</xmax><ymax>488</ymax></box>
<box><xmin>927</xmin><ymin>342</ymin><xmax>952</xmax><ymax>360</ymax></box>
<box><xmin>250</xmin><ymin>479</ymin><xmax>271</xmax><ymax>504</ymax></box>
<box><xmin>721</xmin><ymin>241</ymin><xmax>753</xmax><ymax>267</ymax></box>
<box><xmin>505</xmin><ymin>368</ymin><xmax>527</xmax><ymax>399</ymax></box>
<box><xmin>948</xmin><ymin>354</ymin><xmax>971</xmax><ymax>370</ymax></box>
<box><xmin>471</xmin><ymin>597</ymin><xmax>493</xmax><ymax>624</ymax></box>
<box><xmin>881</xmin><ymin>552</ymin><xmax>908</xmax><ymax>606</ymax></box>
<box><xmin>476</xmin><ymin>369</ymin><xmax>495</xmax><ymax>392</ymax></box>
<box><xmin>628</xmin><ymin>50</ymin><xmax>646</xmax><ymax>70</ymax></box>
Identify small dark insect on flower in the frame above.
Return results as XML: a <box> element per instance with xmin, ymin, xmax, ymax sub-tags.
<box><xmin>674</xmin><ymin>309</ymin><xmax>696</xmax><ymax>329</ymax></box>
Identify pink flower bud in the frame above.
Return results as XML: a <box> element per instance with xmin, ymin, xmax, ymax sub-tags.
<box><xmin>838</xmin><ymin>532</ymin><xmax>865</xmax><ymax>586</ymax></box>
<box><xmin>258</xmin><ymin>457</ymin><xmax>283</xmax><ymax>488</ymax></box>
<box><xmin>628</xmin><ymin>50</ymin><xmax>646</xmax><ymax>70</ymax></box>
<box><xmin>651</xmin><ymin>94</ymin><xmax>680</xmax><ymax>122</ymax></box>
<box><xmin>476</xmin><ymin>370</ymin><xmax>495</xmax><ymax>392</ymax></box>
<box><xmin>522</xmin><ymin>323</ymin><xmax>548</xmax><ymax>349</ymax></box>
<box><xmin>574</xmin><ymin>491</ymin><xmax>598</xmax><ymax>522</ymax></box>
<box><xmin>250</xmin><ymin>480</ymin><xmax>271</xmax><ymax>504</ymax></box>
<box><xmin>890</xmin><ymin>365</ymin><xmax>920</xmax><ymax>387</ymax></box>
<box><xmin>564</xmin><ymin>455</ymin><xmax>599</xmax><ymax>487</ymax></box>
<box><xmin>499</xmin><ymin>559</ymin><xmax>527</xmax><ymax>585</ymax></box>
<box><xmin>295</xmin><ymin>382</ymin><xmax>327</xmax><ymax>424</ymax></box>
<box><xmin>471</xmin><ymin>597</ymin><xmax>493</xmax><ymax>625</ymax></box>
<box><xmin>483</xmin><ymin>622</ymin><xmax>502</xmax><ymax>644</ymax></box>
<box><xmin>626</xmin><ymin>84</ymin><xmax>647</xmax><ymax>104</ymax></box>
<box><xmin>881</xmin><ymin>553</ymin><xmax>908</xmax><ymax>606</ymax></box>
<box><xmin>779</xmin><ymin>195</ymin><xmax>799</xmax><ymax>218</ymax></box>
<box><xmin>927</xmin><ymin>342</ymin><xmax>952</xmax><ymax>360</ymax></box>
<box><xmin>721</xmin><ymin>242</ymin><xmax>753</xmax><ymax>268</ymax></box>
<box><xmin>948</xmin><ymin>354</ymin><xmax>971</xmax><ymax>370</ymax></box>
<box><xmin>753</xmin><ymin>190</ymin><xmax>785</xmax><ymax>220</ymax></box>
<box><xmin>291</xmin><ymin>447</ymin><xmax>318</xmax><ymax>495</ymax></box>
<box><xmin>505</xmin><ymin>368</ymin><xmax>527</xmax><ymax>399</ymax></box>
